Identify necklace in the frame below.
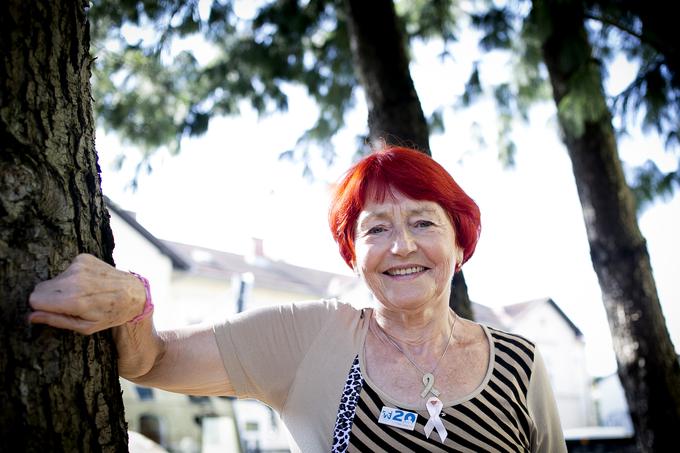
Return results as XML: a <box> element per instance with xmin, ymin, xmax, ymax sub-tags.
<box><xmin>374</xmin><ymin>312</ymin><xmax>458</xmax><ymax>399</ymax></box>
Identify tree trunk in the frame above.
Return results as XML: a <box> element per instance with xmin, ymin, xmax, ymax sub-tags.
<box><xmin>0</xmin><ymin>1</ymin><xmax>128</xmax><ymax>451</ymax></box>
<box><xmin>533</xmin><ymin>0</ymin><xmax>680</xmax><ymax>450</ymax></box>
<box><xmin>344</xmin><ymin>0</ymin><xmax>474</xmax><ymax>319</ymax></box>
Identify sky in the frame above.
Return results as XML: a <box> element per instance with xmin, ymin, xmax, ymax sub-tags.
<box><xmin>96</xmin><ymin>27</ymin><xmax>679</xmax><ymax>379</ymax></box>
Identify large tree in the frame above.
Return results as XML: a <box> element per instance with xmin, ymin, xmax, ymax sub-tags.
<box><xmin>467</xmin><ymin>0</ymin><xmax>680</xmax><ymax>448</ymax></box>
<box><xmin>0</xmin><ymin>1</ymin><xmax>128</xmax><ymax>450</ymax></box>
<box><xmin>529</xmin><ymin>0</ymin><xmax>680</xmax><ymax>449</ymax></box>
<box><xmin>89</xmin><ymin>0</ymin><xmax>475</xmax><ymax>318</ymax></box>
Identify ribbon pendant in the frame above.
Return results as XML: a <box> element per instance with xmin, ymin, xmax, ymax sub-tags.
<box><xmin>420</xmin><ymin>373</ymin><xmax>440</xmax><ymax>398</ymax></box>
<box><xmin>423</xmin><ymin>397</ymin><xmax>447</xmax><ymax>443</ymax></box>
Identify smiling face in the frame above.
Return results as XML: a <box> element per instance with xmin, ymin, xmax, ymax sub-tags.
<box><xmin>354</xmin><ymin>191</ymin><xmax>463</xmax><ymax>313</ymax></box>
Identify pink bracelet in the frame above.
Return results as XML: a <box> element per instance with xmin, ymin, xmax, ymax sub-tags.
<box><xmin>128</xmin><ymin>272</ymin><xmax>154</xmax><ymax>323</ymax></box>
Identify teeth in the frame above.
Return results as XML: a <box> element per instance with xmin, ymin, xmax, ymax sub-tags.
<box><xmin>387</xmin><ymin>266</ymin><xmax>425</xmax><ymax>276</ymax></box>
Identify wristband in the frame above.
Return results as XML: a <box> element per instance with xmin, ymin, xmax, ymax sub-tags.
<box><xmin>128</xmin><ymin>272</ymin><xmax>154</xmax><ymax>323</ymax></box>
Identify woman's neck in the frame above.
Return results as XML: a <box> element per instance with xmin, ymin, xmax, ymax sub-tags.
<box><xmin>372</xmin><ymin>301</ymin><xmax>454</xmax><ymax>354</ymax></box>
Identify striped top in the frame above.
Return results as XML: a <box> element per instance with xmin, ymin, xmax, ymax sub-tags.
<box><xmin>215</xmin><ymin>300</ymin><xmax>564</xmax><ymax>452</ymax></box>
<box><xmin>332</xmin><ymin>327</ymin><xmax>536</xmax><ymax>452</ymax></box>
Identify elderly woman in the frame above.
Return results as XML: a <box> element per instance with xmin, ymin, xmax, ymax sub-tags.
<box><xmin>29</xmin><ymin>147</ymin><xmax>566</xmax><ymax>452</ymax></box>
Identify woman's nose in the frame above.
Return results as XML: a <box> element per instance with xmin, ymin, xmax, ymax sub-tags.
<box><xmin>391</xmin><ymin>228</ymin><xmax>416</xmax><ymax>256</ymax></box>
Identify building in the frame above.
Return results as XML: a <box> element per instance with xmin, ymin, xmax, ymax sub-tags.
<box><xmin>592</xmin><ymin>372</ymin><xmax>634</xmax><ymax>432</ymax></box>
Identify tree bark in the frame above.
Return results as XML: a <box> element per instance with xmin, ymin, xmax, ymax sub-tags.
<box><xmin>344</xmin><ymin>0</ymin><xmax>474</xmax><ymax>319</ymax></box>
<box><xmin>533</xmin><ymin>0</ymin><xmax>680</xmax><ymax>450</ymax></box>
<box><xmin>0</xmin><ymin>1</ymin><xmax>128</xmax><ymax>451</ymax></box>
<box><xmin>343</xmin><ymin>0</ymin><xmax>430</xmax><ymax>151</ymax></box>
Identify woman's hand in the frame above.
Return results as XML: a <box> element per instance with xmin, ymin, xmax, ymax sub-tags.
<box><xmin>28</xmin><ymin>253</ymin><xmax>146</xmax><ymax>335</ymax></box>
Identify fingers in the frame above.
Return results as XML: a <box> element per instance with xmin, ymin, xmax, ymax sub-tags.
<box><xmin>28</xmin><ymin>310</ymin><xmax>100</xmax><ymax>336</ymax></box>
<box><xmin>29</xmin><ymin>275</ymin><xmax>83</xmax><ymax>314</ymax></box>
<box><xmin>28</xmin><ymin>254</ymin><xmax>144</xmax><ymax>333</ymax></box>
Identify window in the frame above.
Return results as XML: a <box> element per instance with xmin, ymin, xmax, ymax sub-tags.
<box><xmin>188</xmin><ymin>395</ymin><xmax>210</xmax><ymax>404</ymax></box>
<box><xmin>135</xmin><ymin>386</ymin><xmax>154</xmax><ymax>401</ymax></box>
<box><xmin>245</xmin><ymin>421</ymin><xmax>259</xmax><ymax>432</ymax></box>
<box><xmin>139</xmin><ymin>414</ymin><xmax>163</xmax><ymax>445</ymax></box>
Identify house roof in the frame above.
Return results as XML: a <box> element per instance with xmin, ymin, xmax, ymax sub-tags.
<box><xmin>467</xmin><ymin>298</ymin><xmax>583</xmax><ymax>339</ymax></box>
<box><xmin>503</xmin><ymin>298</ymin><xmax>583</xmax><ymax>337</ymax></box>
<box><xmin>469</xmin><ymin>302</ymin><xmax>506</xmax><ymax>328</ymax></box>
<box><xmin>163</xmin><ymin>240</ymin><xmax>357</xmax><ymax>297</ymax></box>
<box><xmin>104</xmin><ymin>197</ymin><xmax>191</xmax><ymax>271</ymax></box>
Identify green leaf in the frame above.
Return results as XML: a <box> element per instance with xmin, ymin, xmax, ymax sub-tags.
<box><xmin>629</xmin><ymin>160</ymin><xmax>680</xmax><ymax>213</ymax></box>
<box><xmin>428</xmin><ymin>108</ymin><xmax>446</xmax><ymax>135</ymax></box>
<box><xmin>460</xmin><ymin>63</ymin><xmax>483</xmax><ymax>107</ymax></box>
<box><xmin>556</xmin><ymin>61</ymin><xmax>609</xmax><ymax>137</ymax></box>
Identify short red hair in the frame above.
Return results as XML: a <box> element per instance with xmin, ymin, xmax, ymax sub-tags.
<box><xmin>328</xmin><ymin>147</ymin><xmax>481</xmax><ymax>270</ymax></box>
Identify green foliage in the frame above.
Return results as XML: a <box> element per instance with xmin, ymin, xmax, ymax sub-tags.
<box><xmin>556</xmin><ymin>59</ymin><xmax>610</xmax><ymax>138</ymax></box>
<box><xmin>90</xmin><ymin>0</ymin><xmax>475</xmax><ymax>179</ymax></box>
<box><xmin>470</xmin><ymin>6</ymin><xmax>515</xmax><ymax>51</ymax></box>
<box><xmin>89</xmin><ymin>0</ymin><xmax>677</xmax><ymax>204</ymax></box>
<box><xmin>460</xmin><ymin>63</ymin><xmax>483</xmax><ymax>107</ymax></box>
<box><xmin>580</xmin><ymin>1</ymin><xmax>680</xmax><ymax>208</ymax></box>
<box><xmin>630</xmin><ymin>159</ymin><xmax>680</xmax><ymax>212</ymax></box>
<box><xmin>494</xmin><ymin>84</ymin><xmax>517</xmax><ymax>168</ymax></box>
<box><xmin>613</xmin><ymin>56</ymin><xmax>679</xmax><ymax>147</ymax></box>
<box><xmin>90</xmin><ymin>0</ymin><xmax>357</xmax><ymax>170</ymax></box>
<box><xmin>459</xmin><ymin>3</ymin><xmax>550</xmax><ymax>166</ymax></box>
<box><xmin>398</xmin><ymin>0</ymin><xmax>459</xmax><ymax>51</ymax></box>
<box><xmin>427</xmin><ymin>108</ymin><xmax>446</xmax><ymax>135</ymax></box>
<box><xmin>465</xmin><ymin>0</ymin><xmax>678</xmax><ymax>205</ymax></box>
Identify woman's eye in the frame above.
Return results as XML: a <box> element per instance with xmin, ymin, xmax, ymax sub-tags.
<box><xmin>415</xmin><ymin>220</ymin><xmax>434</xmax><ymax>228</ymax></box>
<box><xmin>367</xmin><ymin>226</ymin><xmax>386</xmax><ymax>235</ymax></box>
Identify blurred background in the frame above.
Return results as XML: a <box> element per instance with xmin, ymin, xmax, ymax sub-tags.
<box><xmin>87</xmin><ymin>1</ymin><xmax>679</xmax><ymax>451</ymax></box>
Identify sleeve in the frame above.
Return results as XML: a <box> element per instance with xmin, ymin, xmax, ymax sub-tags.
<box><xmin>212</xmin><ymin>299</ymin><xmax>335</xmax><ymax>411</ymax></box>
<box><xmin>527</xmin><ymin>347</ymin><xmax>567</xmax><ymax>453</ymax></box>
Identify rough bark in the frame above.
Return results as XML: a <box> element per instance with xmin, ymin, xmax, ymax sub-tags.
<box><xmin>344</xmin><ymin>0</ymin><xmax>474</xmax><ymax>320</ymax></box>
<box><xmin>534</xmin><ymin>0</ymin><xmax>680</xmax><ymax>450</ymax></box>
<box><xmin>0</xmin><ymin>1</ymin><xmax>128</xmax><ymax>451</ymax></box>
<box><xmin>344</xmin><ymin>0</ymin><xmax>430</xmax><ymax>151</ymax></box>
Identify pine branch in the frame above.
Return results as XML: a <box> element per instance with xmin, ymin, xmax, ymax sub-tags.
<box><xmin>584</xmin><ymin>11</ymin><xmax>644</xmax><ymax>42</ymax></box>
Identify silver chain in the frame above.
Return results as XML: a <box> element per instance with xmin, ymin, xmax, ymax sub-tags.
<box><xmin>374</xmin><ymin>311</ymin><xmax>458</xmax><ymax>378</ymax></box>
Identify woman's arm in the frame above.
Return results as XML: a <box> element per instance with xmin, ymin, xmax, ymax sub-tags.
<box><xmin>114</xmin><ymin>320</ymin><xmax>234</xmax><ymax>396</ymax></box>
<box><xmin>527</xmin><ymin>348</ymin><xmax>567</xmax><ymax>453</ymax></box>
<box><xmin>29</xmin><ymin>253</ymin><xmax>234</xmax><ymax>396</ymax></box>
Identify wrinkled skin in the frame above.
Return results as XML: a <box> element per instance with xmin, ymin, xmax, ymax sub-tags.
<box><xmin>28</xmin><ymin>254</ymin><xmax>146</xmax><ymax>335</ymax></box>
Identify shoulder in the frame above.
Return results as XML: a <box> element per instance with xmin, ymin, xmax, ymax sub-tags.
<box><xmin>283</xmin><ymin>298</ymin><xmax>363</xmax><ymax>320</ymax></box>
<box><xmin>484</xmin><ymin>325</ymin><xmax>536</xmax><ymax>359</ymax></box>
<box><xmin>482</xmin><ymin>325</ymin><xmax>537</xmax><ymax>396</ymax></box>
<box><xmin>220</xmin><ymin>298</ymin><xmax>364</xmax><ymax>331</ymax></box>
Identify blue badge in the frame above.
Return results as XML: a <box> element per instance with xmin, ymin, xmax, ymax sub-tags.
<box><xmin>378</xmin><ymin>406</ymin><xmax>418</xmax><ymax>431</ymax></box>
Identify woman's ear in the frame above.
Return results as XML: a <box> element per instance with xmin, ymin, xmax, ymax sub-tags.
<box><xmin>454</xmin><ymin>249</ymin><xmax>464</xmax><ymax>272</ymax></box>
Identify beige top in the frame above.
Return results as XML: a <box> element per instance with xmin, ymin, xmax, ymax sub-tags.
<box><xmin>212</xmin><ymin>299</ymin><xmax>566</xmax><ymax>453</ymax></box>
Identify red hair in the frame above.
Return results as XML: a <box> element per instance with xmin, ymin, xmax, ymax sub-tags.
<box><xmin>328</xmin><ymin>147</ymin><xmax>481</xmax><ymax>270</ymax></box>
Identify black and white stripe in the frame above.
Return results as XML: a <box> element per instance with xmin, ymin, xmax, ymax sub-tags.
<box><xmin>332</xmin><ymin>327</ymin><xmax>536</xmax><ymax>452</ymax></box>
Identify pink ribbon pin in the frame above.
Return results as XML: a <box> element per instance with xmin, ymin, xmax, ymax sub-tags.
<box><xmin>424</xmin><ymin>397</ymin><xmax>447</xmax><ymax>443</ymax></box>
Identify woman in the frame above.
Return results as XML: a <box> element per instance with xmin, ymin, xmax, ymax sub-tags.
<box><xmin>29</xmin><ymin>147</ymin><xmax>566</xmax><ymax>452</ymax></box>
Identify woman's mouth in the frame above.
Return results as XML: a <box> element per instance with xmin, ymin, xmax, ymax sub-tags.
<box><xmin>383</xmin><ymin>266</ymin><xmax>427</xmax><ymax>276</ymax></box>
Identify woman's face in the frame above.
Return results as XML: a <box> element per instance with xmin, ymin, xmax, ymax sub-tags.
<box><xmin>353</xmin><ymin>191</ymin><xmax>463</xmax><ymax>312</ymax></box>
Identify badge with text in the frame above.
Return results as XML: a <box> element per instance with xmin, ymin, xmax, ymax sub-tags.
<box><xmin>378</xmin><ymin>406</ymin><xmax>418</xmax><ymax>431</ymax></box>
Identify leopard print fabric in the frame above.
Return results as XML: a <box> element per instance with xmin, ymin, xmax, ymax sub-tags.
<box><xmin>331</xmin><ymin>355</ymin><xmax>363</xmax><ymax>453</ymax></box>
